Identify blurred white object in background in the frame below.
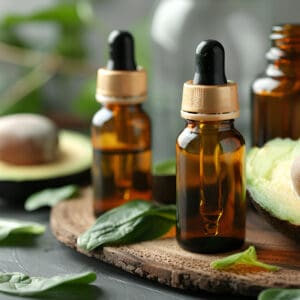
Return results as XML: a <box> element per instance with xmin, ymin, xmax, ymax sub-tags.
<box><xmin>150</xmin><ymin>0</ymin><xmax>269</xmax><ymax>161</ymax></box>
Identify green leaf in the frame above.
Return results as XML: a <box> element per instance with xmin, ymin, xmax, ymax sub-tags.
<box><xmin>258</xmin><ymin>288</ymin><xmax>300</xmax><ymax>300</ymax></box>
<box><xmin>146</xmin><ymin>205</ymin><xmax>177</xmax><ymax>221</ymax></box>
<box><xmin>73</xmin><ymin>78</ymin><xmax>99</xmax><ymax>119</ymax></box>
<box><xmin>78</xmin><ymin>200</ymin><xmax>154</xmax><ymax>250</ymax></box>
<box><xmin>25</xmin><ymin>185</ymin><xmax>78</xmax><ymax>211</ymax></box>
<box><xmin>0</xmin><ymin>28</ymin><xmax>27</xmax><ymax>48</ymax></box>
<box><xmin>122</xmin><ymin>215</ymin><xmax>175</xmax><ymax>244</ymax></box>
<box><xmin>56</xmin><ymin>26</ymin><xmax>86</xmax><ymax>58</ymax></box>
<box><xmin>211</xmin><ymin>246</ymin><xmax>279</xmax><ymax>271</ymax></box>
<box><xmin>0</xmin><ymin>2</ymin><xmax>93</xmax><ymax>58</ymax></box>
<box><xmin>80</xmin><ymin>217</ymin><xmax>143</xmax><ymax>251</ymax></box>
<box><xmin>0</xmin><ymin>90</ymin><xmax>42</xmax><ymax>116</ymax></box>
<box><xmin>0</xmin><ymin>271</ymin><xmax>96</xmax><ymax>296</ymax></box>
<box><xmin>93</xmin><ymin>200</ymin><xmax>154</xmax><ymax>228</ymax></box>
<box><xmin>77</xmin><ymin>200</ymin><xmax>176</xmax><ymax>251</ymax></box>
<box><xmin>1</xmin><ymin>3</ymin><xmax>92</xmax><ymax>28</ymax></box>
<box><xmin>131</xmin><ymin>17</ymin><xmax>152</xmax><ymax>74</ymax></box>
<box><xmin>0</xmin><ymin>219</ymin><xmax>45</xmax><ymax>241</ymax></box>
<box><xmin>153</xmin><ymin>159</ymin><xmax>176</xmax><ymax>175</ymax></box>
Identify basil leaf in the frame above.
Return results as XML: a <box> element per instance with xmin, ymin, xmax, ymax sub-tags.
<box><xmin>0</xmin><ymin>271</ymin><xmax>96</xmax><ymax>296</ymax></box>
<box><xmin>124</xmin><ymin>215</ymin><xmax>175</xmax><ymax>243</ymax></box>
<box><xmin>78</xmin><ymin>218</ymin><xmax>143</xmax><ymax>251</ymax></box>
<box><xmin>79</xmin><ymin>215</ymin><xmax>175</xmax><ymax>251</ymax></box>
<box><xmin>93</xmin><ymin>200</ymin><xmax>154</xmax><ymax>229</ymax></box>
<box><xmin>153</xmin><ymin>159</ymin><xmax>176</xmax><ymax>175</ymax></box>
<box><xmin>0</xmin><ymin>219</ymin><xmax>45</xmax><ymax>241</ymax></box>
<box><xmin>145</xmin><ymin>205</ymin><xmax>177</xmax><ymax>221</ymax></box>
<box><xmin>210</xmin><ymin>246</ymin><xmax>279</xmax><ymax>271</ymax></box>
<box><xmin>25</xmin><ymin>185</ymin><xmax>78</xmax><ymax>211</ymax></box>
<box><xmin>258</xmin><ymin>288</ymin><xmax>300</xmax><ymax>300</ymax></box>
<box><xmin>77</xmin><ymin>200</ymin><xmax>176</xmax><ymax>251</ymax></box>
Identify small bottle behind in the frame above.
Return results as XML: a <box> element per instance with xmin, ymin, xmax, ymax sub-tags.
<box><xmin>92</xmin><ymin>31</ymin><xmax>152</xmax><ymax>215</ymax></box>
<box><xmin>252</xmin><ymin>24</ymin><xmax>300</xmax><ymax>146</ymax></box>
<box><xmin>176</xmin><ymin>40</ymin><xmax>246</xmax><ymax>253</ymax></box>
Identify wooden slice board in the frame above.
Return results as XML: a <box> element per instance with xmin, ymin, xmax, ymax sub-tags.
<box><xmin>50</xmin><ymin>188</ymin><xmax>300</xmax><ymax>297</ymax></box>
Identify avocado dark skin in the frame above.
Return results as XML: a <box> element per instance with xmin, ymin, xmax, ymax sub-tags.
<box><xmin>250</xmin><ymin>194</ymin><xmax>300</xmax><ymax>242</ymax></box>
<box><xmin>0</xmin><ymin>169</ymin><xmax>90</xmax><ymax>205</ymax></box>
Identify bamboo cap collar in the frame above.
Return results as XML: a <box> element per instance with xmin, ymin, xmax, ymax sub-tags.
<box><xmin>96</xmin><ymin>68</ymin><xmax>147</xmax><ymax>104</ymax></box>
<box><xmin>181</xmin><ymin>80</ymin><xmax>240</xmax><ymax>121</ymax></box>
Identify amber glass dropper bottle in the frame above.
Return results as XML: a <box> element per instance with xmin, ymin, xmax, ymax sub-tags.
<box><xmin>252</xmin><ymin>24</ymin><xmax>300</xmax><ymax>146</ymax></box>
<box><xmin>92</xmin><ymin>30</ymin><xmax>152</xmax><ymax>215</ymax></box>
<box><xmin>176</xmin><ymin>40</ymin><xmax>246</xmax><ymax>253</ymax></box>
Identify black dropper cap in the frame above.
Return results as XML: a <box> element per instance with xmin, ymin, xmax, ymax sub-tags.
<box><xmin>193</xmin><ymin>40</ymin><xmax>227</xmax><ymax>85</ymax></box>
<box><xmin>106</xmin><ymin>30</ymin><xmax>137</xmax><ymax>71</ymax></box>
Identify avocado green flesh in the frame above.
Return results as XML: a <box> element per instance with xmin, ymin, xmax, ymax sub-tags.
<box><xmin>0</xmin><ymin>130</ymin><xmax>91</xmax><ymax>181</ymax></box>
<box><xmin>0</xmin><ymin>130</ymin><xmax>91</xmax><ymax>202</ymax></box>
<box><xmin>247</xmin><ymin>138</ymin><xmax>300</xmax><ymax>227</ymax></box>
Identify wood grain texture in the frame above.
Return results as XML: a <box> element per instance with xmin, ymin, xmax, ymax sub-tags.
<box><xmin>50</xmin><ymin>188</ymin><xmax>300</xmax><ymax>297</ymax></box>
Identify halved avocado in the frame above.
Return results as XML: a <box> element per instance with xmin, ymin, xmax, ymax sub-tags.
<box><xmin>246</xmin><ymin>138</ymin><xmax>300</xmax><ymax>240</ymax></box>
<box><xmin>0</xmin><ymin>130</ymin><xmax>91</xmax><ymax>203</ymax></box>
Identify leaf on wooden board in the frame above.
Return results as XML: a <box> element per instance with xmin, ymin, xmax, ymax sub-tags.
<box><xmin>77</xmin><ymin>200</ymin><xmax>176</xmax><ymax>251</ymax></box>
<box><xmin>211</xmin><ymin>246</ymin><xmax>279</xmax><ymax>272</ymax></box>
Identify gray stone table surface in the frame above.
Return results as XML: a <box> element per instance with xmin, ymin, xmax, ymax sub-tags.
<box><xmin>0</xmin><ymin>200</ymin><xmax>255</xmax><ymax>300</ymax></box>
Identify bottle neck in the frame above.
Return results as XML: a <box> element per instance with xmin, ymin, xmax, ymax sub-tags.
<box><xmin>186</xmin><ymin>119</ymin><xmax>234</xmax><ymax>132</ymax></box>
<box><xmin>103</xmin><ymin>103</ymin><xmax>142</xmax><ymax>111</ymax></box>
<box><xmin>266</xmin><ymin>24</ymin><xmax>300</xmax><ymax>77</ymax></box>
<box><xmin>266</xmin><ymin>58</ymin><xmax>300</xmax><ymax>78</ymax></box>
<box><xmin>269</xmin><ymin>24</ymin><xmax>300</xmax><ymax>57</ymax></box>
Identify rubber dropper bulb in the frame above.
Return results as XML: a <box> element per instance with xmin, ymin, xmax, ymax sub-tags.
<box><xmin>106</xmin><ymin>30</ymin><xmax>137</xmax><ymax>71</ymax></box>
<box><xmin>193</xmin><ymin>40</ymin><xmax>227</xmax><ymax>85</ymax></box>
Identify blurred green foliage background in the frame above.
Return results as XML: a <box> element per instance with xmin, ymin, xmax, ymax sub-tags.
<box><xmin>0</xmin><ymin>0</ymin><xmax>151</xmax><ymax>128</ymax></box>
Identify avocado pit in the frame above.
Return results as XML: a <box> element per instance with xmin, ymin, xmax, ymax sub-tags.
<box><xmin>0</xmin><ymin>114</ymin><xmax>91</xmax><ymax>202</ymax></box>
<box><xmin>0</xmin><ymin>114</ymin><xmax>58</xmax><ymax>165</ymax></box>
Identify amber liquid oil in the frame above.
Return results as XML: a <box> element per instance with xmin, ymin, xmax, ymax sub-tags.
<box><xmin>176</xmin><ymin>120</ymin><xmax>246</xmax><ymax>253</ymax></box>
<box><xmin>92</xmin><ymin>104</ymin><xmax>152</xmax><ymax>215</ymax></box>
<box><xmin>93</xmin><ymin>148</ymin><xmax>151</xmax><ymax>213</ymax></box>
